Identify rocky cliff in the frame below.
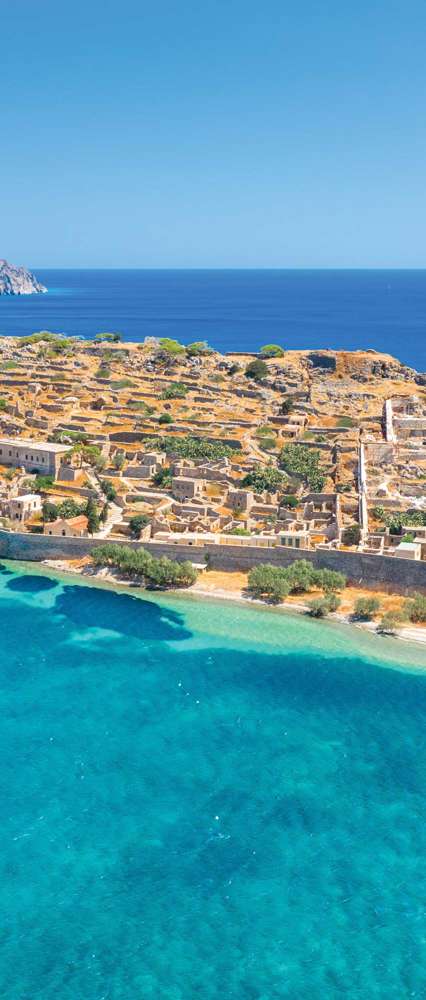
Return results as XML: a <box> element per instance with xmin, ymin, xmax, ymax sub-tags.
<box><xmin>0</xmin><ymin>259</ymin><xmax>47</xmax><ymax>295</ymax></box>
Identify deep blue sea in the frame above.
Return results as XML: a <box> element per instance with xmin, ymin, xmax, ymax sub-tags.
<box><xmin>1</xmin><ymin>561</ymin><xmax>426</xmax><ymax>998</ymax></box>
<box><xmin>0</xmin><ymin>269</ymin><xmax>425</xmax><ymax>369</ymax></box>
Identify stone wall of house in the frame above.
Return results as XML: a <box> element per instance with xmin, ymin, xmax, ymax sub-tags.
<box><xmin>1</xmin><ymin>530</ymin><xmax>426</xmax><ymax>591</ymax></box>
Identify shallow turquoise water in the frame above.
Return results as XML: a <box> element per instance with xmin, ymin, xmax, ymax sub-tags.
<box><xmin>1</xmin><ymin>562</ymin><xmax>426</xmax><ymax>999</ymax></box>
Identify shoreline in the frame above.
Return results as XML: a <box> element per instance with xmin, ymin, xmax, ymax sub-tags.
<box><xmin>39</xmin><ymin>558</ymin><xmax>426</xmax><ymax>650</ymax></box>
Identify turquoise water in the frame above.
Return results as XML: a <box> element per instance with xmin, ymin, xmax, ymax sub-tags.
<box><xmin>1</xmin><ymin>563</ymin><xmax>426</xmax><ymax>999</ymax></box>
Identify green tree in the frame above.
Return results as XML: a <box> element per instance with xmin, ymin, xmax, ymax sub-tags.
<box><xmin>342</xmin><ymin>524</ymin><xmax>361</xmax><ymax>546</ymax></box>
<box><xmin>152</xmin><ymin>466</ymin><xmax>172</xmax><ymax>489</ymax></box>
<box><xmin>281</xmin><ymin>397</ymin><xmax>295</xmax><ymax>415</ymax></box>
<box><xmin>245</xmin><ymin>359</ymin><xmax>268</xmax><ymax>381</ymax></box>
<box><xmin>95</xmin><ymin>332</ymin><xmax>122</xmax><ymax>342</ymax></box>
<box><xmin>186</xmin><ymin>341</ymin><xmax>212</xmax><ymax>357</ymax></box>
<box><xmin>316</xmin><ymin>568</ymin><xmax>347</xmax><ymax>593</ymax></box>
<box><xmin>42</xmin><ymin>501</ymin><xmax>59</xmax><ymax>522</ymax></box>
<box><xmin>377</xmin><ymin>611</ymin><xmax>405</xmax><ymax>634</ymax></box>
<box><xmin>129</xmin><ymin>514</ymin><xmax>149</xmax><ymax>538</ymax></box>
<box><xmin>85</xmin><ymin>497</ymin><xmax>100</xmax><ymax>535</ymax></box>
<box><xmin>352</xmin><ymin>596</ymin><xmax>381</xmax><ymax>621</ymax></box>
<box><xmin>247</xmin><ymin>564</ymin><xmax>290</xmax><ymax>603</ymax></box>
<box><xmin>285</xmin><ymin>559</ymin><xmax>317</xmax><ymax>594</ymax></box>
<box><xmin>403</xmin><ymin>593</ymin><xmax>426</xmax><ymax>623</ymax></box>
<box><xmin>308</xmin><ymin>594</ymin><xmax>341</xmax><ymax>617</ymax></box>
<box><xmin>260</xmin><ymin>344</ymin><xmax>285</xmax><ymax>358</ymax></box>
<box><xmin>159</xmin><ymin>412</ymin><xmax>173</xmax><ymax>425</ymax></box>
<box><xmin>101</xmin><ymin>479</ymin><xmax>117</xmax><ymax>501</ymax></box>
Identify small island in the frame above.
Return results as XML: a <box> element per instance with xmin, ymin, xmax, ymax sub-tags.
<box><xmin>0</xmin><ymin>259</ymin><xmax>46</xmax><ymax>295</ymax></box>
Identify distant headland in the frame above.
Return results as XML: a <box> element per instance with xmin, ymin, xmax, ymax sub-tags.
<box><xmin>0</xmin><ymin>260</ymin><xmax>46</xmax><ymax>296</ymax></box>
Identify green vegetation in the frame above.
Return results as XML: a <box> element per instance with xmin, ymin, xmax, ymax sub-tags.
<box><xmin>247</xmin><ymin>560</ymin><xmax>347</xmax><ymax>604</ymax></box>
<box><xmin>159</xmin><ymin>413</ymin><xmax>173</xmax><ymax>425</ymax></box>
<box><xmin>112</xmin><ymin>452</ymin><xmax>125</xmax><ymax>470</ymax></box>
<box><xmin>91</xmin><ymin>543</ymin><xmax>197</xmax><ymax>588</ymax></box>
<box><xmin>94</xmin><ymin>332</ymin><xmax>122</xmax><ymax>342</ymax></box>
<box><xmin>21</xmin><ymin>332</ymin><xmax>75</xmax><ymax>354</ymax></box>
<box><xmin>307</xmin><ymin>594</ymin><xmax>341</xmax><ymax>617</ymax></box>
<box><xmin>260</xmin><ymin>344</ymin><xmax>285</xmax><ymax>358</ymax></box>
<box><xmin>186</xmin><ymin>341</ymin><xmax>212</xmax><ymax>357</ymax></box>
<box><xmin>281</xmin><ymin>494</ymin><xmax>299</xmax><ymax>509</ymax></box>
<box><xmin>73</xmin><ymin>443</ymin><xmax>105</xmax><ymax>471</ymax></box>
<box><xmin>42</xmin><ymin>498</ymin><xmax>85</xmax><ymax>522</ymax></box>
<box><xmin>86</xmin><ymin>496</ymin><xmax>100</xmax><ymax>534</ymax></box>
<box><xmin>335</xmin><ymin>415</ymin><xmax>356</xmax><ymax>428</ymax></box>
<box><xmin>144</xmin><ymin>435</ymin><xmax>237</xmax><ymax>460</ymax></box>
<box><xmin>228</xmin><ymin>363</ymin><xmax>241</xmax><ymax>375</ymax></box>
<box><xmin>0</xmin><ymin>360</ymin><xmax>18</xmax><ymax>370</ymax></box>
<box><xmin>128</xmin><ymin>400</ymin><xmax>155</xmax><ymax>413</ymax></box>
<box><xmin>158</xmin><ymin>338</ymin><xmax>185</xmax><ymax>356</ymax></box>
<box><xmin>279</xmin><ymin>443</ymin><xmax>326</xmax><ymax>492</ymax></box>
<box><xmin>403</xmin><ymin>593</ymin><xmax>426</xmax><ymax>623</ymax></box>
<box><xmin>161</xmin><ymin>382</ymin><xmax>188</xmax><ymax>399</ymax></box>
<box><xmin>228</xmin><ymin>527</ymin><xmax>251</xmax><ymax>536</ymax></box>
<box><xmin>109</xmin><ymin>379</ymin><xmax>135</xmax><ymax>390</ymax></box>
<box><xmin>95</xmin><ymin>364</ymin><xmax>111</xmax><ymax>378</ymax></box>
<box><xmin>342</xmin><ymin>524</ymin><xmax>361</xmax><ymax>546</ymax></box>
<box><xmin>0</xmin><ymin>398</ymin><xmax>8</xmax><ymax>411</ymax></box>
<box><xmin>242</xmin><ymin>465</ymin><xmax>285</xmax><ymax>493</ymax></box>
<box><xmin>100</xmin><ymin>479</ymin><xmax>117</xmax><ymax>502</ymax></box>
<box><xmin>372</xmin><ymin>507</ymin><xmax>426</xmax><ymax>533</ymax></box>
<box><xmin>245</xmin><ymin>359</ymin><xmax>268</xmax><ymax>382</ymax></box>
<box><xmin>152</xmin><ymin>466</ymin><xmax>172</xmax><ymax>489</ymax></box>
<box><xmin>31</xmin><ymin>475</ymin><xmax>54</xmax><ymax>492</ymax></box>
<box><xmin>281</xmin><ymin>396</ymin><xmax>295</xmax><ymax>415</ymax></box>
<box><xmin>128</xmin><ymin>514</ymin><xmax>149</xmax><ymax>538</ymax></box>
<box><xmin>377</xmin><ymin>611</ymin><xmax>405</xmax><ymax>634</ymax></box>
<box><xmin>246</xmin><ymin>564</ymin><xmax>291</xmax><ymax>603</ymax></box>
<box><xmin>352</xmin><ymin>596</ymin><xmax>381</xmax><ymax>621</ymax></box>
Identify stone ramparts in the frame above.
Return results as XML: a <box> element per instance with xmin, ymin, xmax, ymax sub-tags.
<box><xmin>1</xmin><ymin>531</ymin><xmax>426</xmax><ymax>591</ymax></box>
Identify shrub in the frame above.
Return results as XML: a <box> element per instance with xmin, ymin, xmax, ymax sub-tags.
<box><xmin>95</xmin><ymin>332</ymin><xmax>122</xmax><ymax>342</ymax></box>
<box><xmin>152</xmin><ymin>466</ymin><xmax>172</xmax><ymax>489</ymax></box>
<box><xmin>110</xmin><ymin>379</ymin><xmax>134</xmax><ymax>390</ymax></box>
<box><xmin>32</xmin><ymin>475</ymin><xmax>54</xmax><ymax>492</ymax></box>
<box><xmin>0</xmin><ymin>398</ymin><xmax>8</xmax><ymax>411</ymax></box>
<box><xmin>161</xmin><ymin>383</ymin><xmax>188</xmax><ymax>399</ymax></box>
<box><xmin>245</xmin><ymin>359</ymin><xmax>268</xmax><ymax>381</ymax></box>
<box><xmin>403</xmin><ymin>593</ymin><xmax>426</xmax><ymax>624</ymax></box>
<box><xmin>377</xmin><ymin>611</ymin><xmax>405</xmax><ymax>634</ymax></box>
<box><xmin>159</xmin><ymin>338</ymin><xmax>185</xmax><ymax>356</ymax></box>
<box><xmin>186</xmin><ymin>341</ymin><xmax>212</xmax><ymax>357</ymax></box>
<box><xmin>247</xmin><ymin>564</ymin><xmax>290</xmax><ymax>603</ymax></box>
<box><xmin>279</xmin><ymin>443</ymin><xmax>326</xmax><ymax>492</ymax></box>
<box><xmin>281</xmin><ymin>494</ymin><xmax>299</xmax><ymax>509</ymax></box>
<box><xmin>335</xmin><ymin>415</ymin><xmax>356</xmax><ymax>428</ymax></box>
<box><xmin>101</xmin><ymin>479</ymin><xmax>117</xmax><ymax>502</ymax></box>
<box><xmin>228</xmin><ymin>363</ymin><xmax>241</xmax><ymax>375</ymax></box>
<box><xmin>308</xmin><ymin>594</ymin><xmax>341</xmax><ymax>617</ymax></box>
<box><xmin>42</xmin><ymin>501</ymin><xmax>59</xmax><ymax>522</ymax></box>
<box><xmin>228</xmin><ymin>527</ymin><xmax>251</xmax><ymax>536</ymax></box>
<box><xmin>342</xmin><ymin>524</ymin><xmax>361</xmax><ymax>546</ymax></box>
<box><xmin>143</xmin><ymin>435</ymin><xmax>237</xmax><ymax>461</ymax></box>
<box><xmin>129</xmin><ymin>514</ymin><xmax>149</xmax><ymax>538</ymax></box>
<box><xmin>242</xmin><ymin>465</ymin><xmax>285</xmax><ymax>493</ymax></box>
<box><xmin>112</xmin><ymin>452</ymin><xmax>125</xmax><ymax>470</ymax></box>
<box><xmin>281</xmin><ymin>397</ymin><xmax>294</xmax><ymax>415</ymax></box>
<box><xmin>95</xmin><ymin>365</ymin><xmax>111</xmax><ymax>378</ymax></box>
<box><xmin>260</xmin><ymin>344</ymin><xmax>285</xmax><ymax>358</ymax></box>
<box><xmin>317</xmin><ymin>568</ymin><xmax>347</xmax><ymax>593</ymax></box>
<box><xmin>90</xmin><ymin>544</ymin><xmax>197</xmax><ymax>588</ymax></box>
<box><xmin>353</xmin><ymin>597</ymin><xmax>381</xmax><ymax>621</ymax></box>
<box><xmin>159</xmin><ymin>413</ymin><xmax>173</xmax><ymax>424</ymax></box>
<box><xmin>285</xmin><ymin>560</ymin><xmax>317</xmax><ymax>594</ymax></box>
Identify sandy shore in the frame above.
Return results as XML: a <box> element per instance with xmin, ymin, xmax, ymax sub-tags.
<box><xmin>40</xmin><ymin>558</ymin><xmax>426</xmax><ymax>649</ymax></box>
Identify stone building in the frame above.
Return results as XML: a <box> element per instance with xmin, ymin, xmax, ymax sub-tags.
<box><xmin>0</xmin><ymin>438</ymin><xmax>72</xmax><ymax>477</ymax></box>
<box><xmin>44</xmin><ymin>515</ymin><xmax>88</xmax><ymax>537</ymax></box>
<box><xmin>8</xmin><ymin>494</ymin><xmax>42</xmax><ymax>523</ymax></box>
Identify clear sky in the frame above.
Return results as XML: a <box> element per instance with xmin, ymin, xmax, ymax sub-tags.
<box><xmin>2</xmin><ymin>0</ymin><xmax>426</xmax><ymax>268</ymax></box>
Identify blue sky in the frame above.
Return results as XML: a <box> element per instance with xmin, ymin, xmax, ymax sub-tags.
<box><xmin>2</xmin><ymin>0</ymin><xmax>426</xmax><ymax>267</ymax></box>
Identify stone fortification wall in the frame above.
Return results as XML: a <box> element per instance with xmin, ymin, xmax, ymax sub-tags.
<box><xmin>1</xmin><ymin>531</ymin><xmax>426</xmax><ymax>591</ymax></box>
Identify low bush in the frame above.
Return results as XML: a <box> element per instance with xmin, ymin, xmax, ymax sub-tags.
<box><xmin>352</xmin><ymin>596</ymin><xmax>381</xmax><ymax>621</ymax></box>
<box><xmin>377</xmin><ymin>611</ymin><xmax>405</xmax><ymax>634</ymax></box>
<box><xmin>307</xmin><ymin>594</ymin><xmax>341</xmax><ymax>617</ymax></box>
<box><xmin>403</xmin><ymin>593</ymin><xmax>426</xmax><ymax>624</ymax></box>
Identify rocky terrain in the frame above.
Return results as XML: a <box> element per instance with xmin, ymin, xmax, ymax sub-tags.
<box><xmin>0</xmin><ymin>260</ymin><xmax>46</xmax><ymax>295</ymax></box>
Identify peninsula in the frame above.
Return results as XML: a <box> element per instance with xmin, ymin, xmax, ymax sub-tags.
<box><xmin>0</xmin><ymin>332</ymin><xmax>425</xmax><ymax>633</ymax></box>
<box><xmin>0</xmin><ymin>260</ymin><xmax>46</xmax><ymax>295</ymax></box>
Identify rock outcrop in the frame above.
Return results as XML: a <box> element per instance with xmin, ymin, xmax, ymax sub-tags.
<box><xmin>0</xmin><ymin>259</ymin><xmax>46</xmax><ymax>295</ymax></box>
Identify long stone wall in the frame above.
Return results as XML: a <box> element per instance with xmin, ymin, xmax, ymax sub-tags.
<box><xmin>1</xmin><ymin>530</ymin><xmax>426</xmax><ymax>592</ymax></box>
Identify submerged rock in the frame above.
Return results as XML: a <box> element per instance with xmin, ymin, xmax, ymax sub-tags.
<box><xmin>0</xmin><ymin>259</ymin><xmax>47</xmax><ymax>295</ymax></box>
